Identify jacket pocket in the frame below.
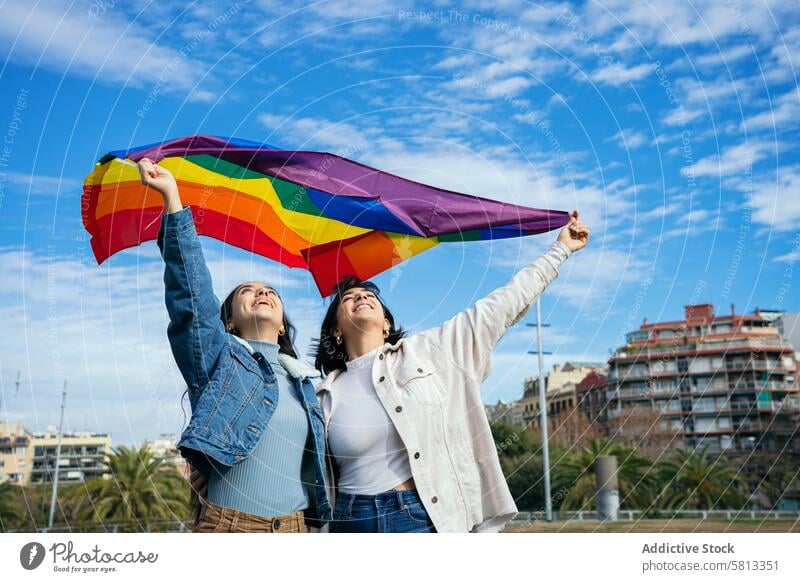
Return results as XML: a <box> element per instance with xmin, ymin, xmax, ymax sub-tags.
<box><xmin>395</xmin><ymin>362</ymin><xmax>443</xmax><ymax>406</ymax></box>
<box><xmin>229</xmin><ymin>345</ymin><xmax>264</xmax><ymax>375</ymax></box>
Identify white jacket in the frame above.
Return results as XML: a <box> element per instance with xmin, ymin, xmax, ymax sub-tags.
<box><xmin>316</xmin><ymin>240</ymin><xmax>573</xmax><ymax>532</ymax></box>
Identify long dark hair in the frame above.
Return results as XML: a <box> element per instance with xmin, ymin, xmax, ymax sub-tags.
<box><xmin>312</xmin><ymin>276</ymin><xmax>405</xmax><ymax>375</ymax></box>
<box><xmin>219</xmin><ymin>283</ymin><xmax>299</xmax><ymax>358</ymax></box>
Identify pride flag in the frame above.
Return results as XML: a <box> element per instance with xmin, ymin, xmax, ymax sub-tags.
<box><xmin>82</xmin><ymin>135</ymin><xmax>569</xmax><ymax>295</ymax></box>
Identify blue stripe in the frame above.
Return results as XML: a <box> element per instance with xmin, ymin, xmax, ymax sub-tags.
<box><xmin>306</xmin><ymin>186</ymin><xmax>421</xmax><ymax>235</ymax></box>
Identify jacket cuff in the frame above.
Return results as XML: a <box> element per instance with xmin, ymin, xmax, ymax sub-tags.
<box><xmin>541</xmin><ymin>240</ymin><xmax>571</xmax><ymax>271</ymax></box>
<box><xmin>159</xmin><ymin>206</ymin><xmax>194</xmax><ymax>235</ymax></box>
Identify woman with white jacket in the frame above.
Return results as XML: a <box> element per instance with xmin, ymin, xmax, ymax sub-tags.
<box><xmin>315</xmin><ymin>211</ymin><xmax>589</xmax><ymax>532</ymax></box>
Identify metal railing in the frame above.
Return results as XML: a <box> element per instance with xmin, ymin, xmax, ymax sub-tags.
<box><xmin>509</xmin><ymin>509</ymin><xmax>800</xmax><ymax>524</ymax></box>
<box><xmin>7</xmin><ymin>520</ymin><xmax>194</xmax><ymax>533</ymax></box>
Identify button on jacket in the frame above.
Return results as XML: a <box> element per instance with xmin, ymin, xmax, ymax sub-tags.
<box><xmin>316</xmin><ymin>240</ymin><xmax>572</xmax><ymax>532</ymax></box>
<box><xmin>158</xmin><ymin>206</ymin><xmax>332</xmax><ymax>523</ymax></box>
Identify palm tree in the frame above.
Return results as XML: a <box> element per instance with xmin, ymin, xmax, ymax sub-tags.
<box><xmin>0</xmin><ymin>482</ymin><xmax>25</xmax><ymax>531</ymax></box>
<box><xmin>69</xmin><ymin>445</ymin><xmax>190</xmax><ymax>531</ymax></box>
<box><xmin>655</xmin><ymin>445</ymin><xmax>747</xmax><ymax>510</ymax></box>
<box><xmin>554</xmin><ymin>438</ymin><xmax>658</xmax><ymax>510</ymax></box>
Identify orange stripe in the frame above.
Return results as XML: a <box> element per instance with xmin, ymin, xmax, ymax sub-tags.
<box><xmin>91</xmin><ymin>180</ymin><xmax>313</xmax><ymax>255</ymax></box>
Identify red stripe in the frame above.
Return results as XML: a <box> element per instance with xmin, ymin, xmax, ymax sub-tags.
<box><xmin>89</xmin><ymin>206</ymin><xmax>307</xmax><ymax>270</ymax></box>
<box><xmin>301</xmin><ymin>232</ymin><xmax>371</xmax><ymax>295</ymax></box>
<box><xmin>81</xmin><ymin>184</ymin><xmax>101</xmax><ymax>238</ymax></box>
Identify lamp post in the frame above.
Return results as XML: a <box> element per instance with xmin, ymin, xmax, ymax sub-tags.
<box><xmin>47</xmin><ymin>380</ymin><xmax>67</xmax><ymax>530</ymax></box>
<box><xmin>526</xmin><ymin>297</ymin><xmax>553</xmax><ymax>522</ymax></box>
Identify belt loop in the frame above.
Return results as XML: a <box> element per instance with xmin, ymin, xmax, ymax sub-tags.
<box><xmin>346</xmin><ymin>493</ymin><xmax>355</xmax><ymax>518</ymax></box>
<box><xmin>395</xmin><ymin>489</ymin><xmax>404</xmax><ymax>509</ymax></box>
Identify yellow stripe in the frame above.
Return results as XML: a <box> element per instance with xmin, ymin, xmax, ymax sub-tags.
<box><xmin>86</xmin><ymin>158</ymin><xmax>372</xmax><ymax>245</ymax></box>
<box><xmin>387</xmin><ymin>232</ymin><xmax>438</xmax><ymax>261</ymax></box>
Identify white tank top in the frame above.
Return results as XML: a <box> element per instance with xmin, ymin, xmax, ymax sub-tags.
<box><xmin>327</xmin><ymin>348</ymin><xmax>413</xmax><ymax>494</ymax></box>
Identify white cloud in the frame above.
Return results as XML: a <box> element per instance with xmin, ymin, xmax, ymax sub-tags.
<box><xmin>637</xmin><ymin>201</ymin><xmax>685</xmax><ymax>222</ymax></box>
<box><xmin>765</xmin><ymin>21</ymin><xmax>800</xmax><ymax>82</ymax></box>
<box><xmin>677</xmin><ymin>208</ymin><xmax>712</xmax><ymax>223</ymax></box>
<box><xmin>746</xmin><ymin>166</ymin><xmax>800</xmax><ymax>232</ymax></box>
<box><xmin>589</xmin><ymin>0</ymin><xmax>789</xmax><ymax>47</ymax></box>
<box><xmin>3</xmin><ymin>172</ymin><xmax>81</xmax><ymax>196</ymax></box>
<box><xmin>606</xmin><ymin>128</ymin><xmax>648</xmax><ymax>149</ymax></box>
<box><xmin>694</xmin><ymin>44</ymin><xmax>754</xmax><ymax>68</ymax></box>
<box><xmin>742</xmin><ymin>88</ymin><xmax>800</xmax><ymax>132</ymax></box>
<box><xmin>482</xmin><ymin>234</ymin><xmax>654</xmax><ymax>313</ymax></box>
<box><xmin>589</xmin><ymin>62</ymin><xmax>652</xmax><ymax>86</ymax></box>
<box><xmin>0</xmin><ymin>243</ymin><xmax>317</xmax><ymax>446</ymax></box>
<box><xmin>682</xmin><ymin>140</ymin><xmax>775</xmax><ymax>178</ymax></box>
<box><xmin>256</xmin><ymin>113</ymin><xmax>631</xmax><ymax>232</ymax></box>
<box><xmin>0</xmin><ymin>1</ymin><xmax>211</xmax><ymax>93</ymax></box>
<box><xmin>676</xmin><ymin>75</ymin><xmax>743</xmax><ymax>106</ymax></box>
<box><xmin>257</xmin><ymin>113</ymin><xmax>379</xmax><ymax>152</ymax></box>
<box><xmin>772</xmin><ymin>250</ymin><xmax>799</xmax><ymax>263</ymax></box>
<box><xmin>662</xmin><ymin>106</ymin><xmax>705</xmax><ymax>127</ymax></box>
<box><xmin>254</xmin><ymin>0</ymin><xmax>403</xmax><ymax>49</ymax></box>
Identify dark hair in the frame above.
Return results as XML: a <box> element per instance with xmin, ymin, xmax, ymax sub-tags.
<box><xmin>219</xmin><ymin>283</ymin><xmax>299</xmax><ymax>359</ymax></box>
<box><xmin>312</xmin><ymin>276</ymin><xmax>405</xmax><ymax>375</ymax></box>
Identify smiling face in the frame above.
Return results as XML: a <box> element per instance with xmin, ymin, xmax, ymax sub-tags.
<box><xmin>227</xmin><ymin>281</ymin><xmax>285</xmax><ymax>337</ymax></box>
<box><xmin>334</xmin><ymin>286</ymin><xmax>389</xmax><ymax>341</ymax></box>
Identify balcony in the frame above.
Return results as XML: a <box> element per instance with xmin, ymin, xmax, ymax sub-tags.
<box><xmin>615</xmin><ymin>337</ymin><xmax>791</xmax><ymax>358</ymax></box>
<box><xmin>733</xmin><ymin>420</ymin><xmax>798</xmax><ymax>433</ymax></box>
<box><xmin>728</xmin><ymin>381</ymin><xmax>793</xmax><ymax>393</ymax></box>
<box><xmin>756</xmin><ymin>399</ymin><xmax>800</xmax><ymax>412</ymax></box>
<box><xmin>726</xmin><ymin>360</ymin><xmax>791</xmax><ymax>373</ymax></box>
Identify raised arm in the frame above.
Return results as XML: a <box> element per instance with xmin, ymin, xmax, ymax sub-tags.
<box><xmin>416</xmin><ymin>210</ymin><xmax>590</xmax><ymax>381</ymax></box>
<box><xmin>138</xmin><ymin>158</ymin><xmax>228</xmax><ymax>392</ymax></box>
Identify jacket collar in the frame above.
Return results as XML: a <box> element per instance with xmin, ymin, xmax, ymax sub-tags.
<box><xmin>315</xmin><ymin>369</ymin><xmax>342</xmax><ymax>394</ymax></box>
<box><xmin>315</xmin><ymin>340</ymin><xmax>404</xmax><ymax>394</ymax></box>
<box><xmin>232</xmin><ymin>335</ymin><xmax>321</xmax><ymax>381</ymax></box>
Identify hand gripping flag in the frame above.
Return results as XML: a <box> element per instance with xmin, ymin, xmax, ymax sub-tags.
<box><xmin>82</xmin><ymin>135</ymin><xmax>570</xmax><ymax>295</ymax></box>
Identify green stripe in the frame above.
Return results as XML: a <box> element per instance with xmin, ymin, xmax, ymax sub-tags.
<box><xmin>185</xmin><ymin>154</ymin><xmax>265</xmax><ymax>179</ymax></box>
<box><xmin>185</xmin><ymin>154</ymin><xmax>324</xmax><ymax>217</ymax></box>
<box><xmin>270</xmin><ymin>180</ymin><xmax>324</xmax><ymax>217</ymax></box>
<box><xmin>439</xmin><ymin>230</ymin><xmax>484</xmax><ymax>242</ymax></box>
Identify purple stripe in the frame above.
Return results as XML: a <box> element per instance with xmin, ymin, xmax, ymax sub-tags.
<box><xmin>120</xmin><ymin>135</ymin><xmax>570</xmax><ymax>237</ymax></box>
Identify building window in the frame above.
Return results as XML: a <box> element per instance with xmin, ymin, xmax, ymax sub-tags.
<box><xmin>626</xmin><ymin>330</ymin><xmax>651</xmax><ymax>343</ymax></box>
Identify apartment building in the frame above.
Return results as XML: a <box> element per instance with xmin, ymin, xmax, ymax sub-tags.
<box><xmin>29</xmin><ymin>427</ymin><xmax>112</xmax><ymax>484</ymax></box>
<box><xmin>1</xmin><ymin>422</ymin><xmax>112</xmax><ymax>485</ymax></box>
<box><xmin>0</xmin><ymin>422</ymin><xmax>33</xmax><ymax>485</ymax></box>
<box><xmin>583</xmin><ymin>304</ymin><xmax>799</xmax><ymax>461</ymax></box>
<box><xmin>520</xmin><ymin>361</ymin><xmax>607</xmax><ymax>427</ymax></box>
<box><xmin>142</xmin><ymin>434</ymin><xmax>189</xmax><ymax>477</ymax></box>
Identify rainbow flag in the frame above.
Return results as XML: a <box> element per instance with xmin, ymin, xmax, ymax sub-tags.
<box><xmin>82</xmin><ymin>135</ymin><xmax>569</xmax><ymax>295</ymax></box>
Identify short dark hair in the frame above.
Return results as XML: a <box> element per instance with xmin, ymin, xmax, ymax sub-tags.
<box><xmin>220</xmin><ymin>283</ymin><xmax>298</xmax><ymax>359</ymax></box>
<box><xmin>312</xmin><ymin>276</ymin><xmax>405</xmax><ymax>375</ymax></box>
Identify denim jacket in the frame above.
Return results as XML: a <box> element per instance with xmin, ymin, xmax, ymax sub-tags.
<box><xmin>157</xmin><ymin>206</ymin><xmax>331</xmax><ymax>523</ymax></box>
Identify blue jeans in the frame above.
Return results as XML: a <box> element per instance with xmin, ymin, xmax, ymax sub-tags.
<box><xmin>330</xmin><ymin>488</ymin><xmax>436</xmax><ymax>533</ymax></box>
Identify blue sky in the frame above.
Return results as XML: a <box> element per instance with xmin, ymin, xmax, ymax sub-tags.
<box><xmin>0</xmin><ymin>0</ymin><xmax>798</xmax><ymax>446</ymax></box>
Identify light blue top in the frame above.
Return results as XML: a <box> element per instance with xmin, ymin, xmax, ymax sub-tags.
<box><xmin>207</xmin><ymin>340</ymin><xmax>311</xmax><ymax>517</ymax></box>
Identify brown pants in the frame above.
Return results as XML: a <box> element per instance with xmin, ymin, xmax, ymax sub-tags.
<box><xmin>193</xmin><ymin>500</ymin><xmax>308</xmax><ymax>533</ymax></box>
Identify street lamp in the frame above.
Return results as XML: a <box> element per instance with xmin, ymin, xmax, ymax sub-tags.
<box><xmin>526</xmin><ymin>297</ymin><xmax>554</xmax><ymax>522</ymax></box>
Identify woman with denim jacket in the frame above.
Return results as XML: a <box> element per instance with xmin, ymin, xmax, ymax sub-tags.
<box><xmin>314</xmin><ymin>211</ymin><xmax>589</xmax><ymax>533</ymax></box>
<box><xmin>138</xmin><ymin>158</ymin><xmax>332</xmax><ymax>533</ymax></box>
